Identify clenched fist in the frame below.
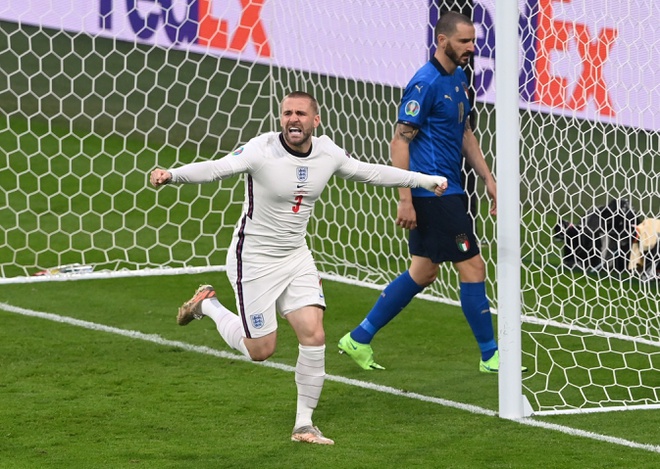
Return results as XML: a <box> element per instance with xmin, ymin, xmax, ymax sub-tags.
<box><xmin>150</xmin><ymin>169</ymin><xmax>172</xmax><ymax>187</ymax></box>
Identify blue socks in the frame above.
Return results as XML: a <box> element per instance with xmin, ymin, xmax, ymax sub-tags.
<box><xmin>460</xmin><ymin>282</ymin><xmax>497</xmax><ymax>361</ymax></box>
<box><xmin>349</xmin><ymin>274</ymin><xmax>497</xmax><ymax>362</ymax></box>
<box><xmin>350</xmin><ymin>270</ymin><xmax>423</xmax><ymax>344</ymax></box>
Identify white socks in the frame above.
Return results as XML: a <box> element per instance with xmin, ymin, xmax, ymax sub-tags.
<box><xmin>201</xmin><ymin>299</ymin><xmax>326</xmax><ymax>429</ymax></box>
<box><xmin>201</xmin><ymin>298</ymin><xmax>250</xmax><ymax>358</ymax></box>
<box><xmin>294</xmin><ymin>344</ymin><xmax>326</xmax><ymax>429</ymax></box>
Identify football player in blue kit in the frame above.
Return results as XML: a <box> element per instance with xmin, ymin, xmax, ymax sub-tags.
<box><xmin>339</xmin><ymin>11</ymin><xmax>527</xmax><ymax>374</ymax></box>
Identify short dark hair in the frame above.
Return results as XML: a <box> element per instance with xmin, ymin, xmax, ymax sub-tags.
<box><xmin>434</xmin><ymin>11</ymin><xmax>472</xmax><ymax>39</ymax></box>
<box><xmin>282</xmin><ymin>91</ymin><xmax>319</xmax><ymax>115</ymax></box>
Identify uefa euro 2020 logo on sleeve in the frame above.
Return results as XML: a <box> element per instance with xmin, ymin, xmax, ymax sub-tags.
<box><xmin>404</xmin><ymin>100</ymin><xmax>420</xmax><ymax>117</ymax></box>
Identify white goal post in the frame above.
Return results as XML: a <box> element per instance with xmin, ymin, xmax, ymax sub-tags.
<box><xmin>1</xmin><ymin>0</ymin><xmax>658</xmax><ymax>417</ymax></box>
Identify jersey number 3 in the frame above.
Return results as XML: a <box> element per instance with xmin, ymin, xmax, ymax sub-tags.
<box><xmin>292</xmin><ymin>195</ymin><xmax>303</xmax><ymax>213</ymax></box>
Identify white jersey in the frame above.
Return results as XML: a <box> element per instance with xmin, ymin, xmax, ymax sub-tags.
<box><xmin>169</xmin><ymin>132</ymin><xmax>420</xmax><ymax>257</ymax></box>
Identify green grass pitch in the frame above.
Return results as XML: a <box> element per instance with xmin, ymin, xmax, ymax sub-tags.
<box><xmin>1</xmin><ymin>274</ymin><xmax>659</xmax><ymax>468</ymax></box>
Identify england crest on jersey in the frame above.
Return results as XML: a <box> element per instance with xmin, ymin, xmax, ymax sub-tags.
<box><xmin>250</xmin><ymin>313</ymin><xmax>265</xmax><ymax>329</ymax></box>
<box><xmin>297</xmin><ymin>166</ymin><xmax>308</xmax><ymax>182</ymax></box>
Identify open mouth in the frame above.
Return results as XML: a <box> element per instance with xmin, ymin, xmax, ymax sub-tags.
<box><xmin>289</xmin><ymin>127</ymin><xmax>302</xmax><ymax>136</ymax></box>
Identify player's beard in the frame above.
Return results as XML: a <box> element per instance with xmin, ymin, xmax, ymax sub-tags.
<box><xmin>446</xmin><ymin>43</ymin><xmax>471</xmax><ymax>67</ymax></box>
<box><xmin>283</xmin><ymin>126</ymin><xmax>313</xmax><ymax>151</ymax></box>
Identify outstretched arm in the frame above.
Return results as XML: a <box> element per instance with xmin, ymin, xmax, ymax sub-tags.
<box><xmin>338</xmin><ymin>158</ymin><xmax>447</xmax><ymax>196</ymax></box>
<box><xmin>150</xmin><ymin>152</ymin><xmax>254</xmax><ymax>188</ymax></box>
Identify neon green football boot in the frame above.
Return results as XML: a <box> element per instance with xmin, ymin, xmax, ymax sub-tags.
<box><xmin>479</xmin><ymin>350</ymin><xmax>529</xmax><ymax>373</ymax></box>
<box><xmin>338</xmin><ymin>332</ymin><xmax>385</xmax><ymax>370</ymax></box>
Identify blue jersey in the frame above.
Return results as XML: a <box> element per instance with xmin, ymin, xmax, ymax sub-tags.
<box><xmin>397</xmin><ymin>57</ymin><xmax>471</xmax><ymax>197</ymax></box>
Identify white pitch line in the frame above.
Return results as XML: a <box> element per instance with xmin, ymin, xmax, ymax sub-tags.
<box><xmin>1</xmin><ymin>301</ymin><xmax>659</xmax><ymax>454</ymax></box>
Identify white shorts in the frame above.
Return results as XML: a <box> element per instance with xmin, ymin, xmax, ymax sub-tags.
<box><xmin>226</xmin><ymin>244</ymin><xmax>326</xmax><ymax>339</ymax></box>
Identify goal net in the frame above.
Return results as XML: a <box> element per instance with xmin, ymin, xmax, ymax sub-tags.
<box><xmin>1</xmin><ymin>0</ymin><xmax>658</xmax><ymax>415</ymax></box>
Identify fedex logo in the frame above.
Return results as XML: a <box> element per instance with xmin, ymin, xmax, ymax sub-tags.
<box><xmin>436</xmin><ymin>0</ymin><xmax>617</xmax><ymax>116</ymax></box>
<box><xmin>98</xmin><ymin>0</ymin><xmax>271</xmax><ymax>57</ymax></box>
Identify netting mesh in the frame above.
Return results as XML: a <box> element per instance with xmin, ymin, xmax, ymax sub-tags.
<box><xmin>511</xmin><ymin>1</ymin><xmax>660</xmax><ymax>412</ymax></box>
<box><xmin>1</xmin><ymin>0</ymin><xmax>658</xmax><ymax>413</ymax></box>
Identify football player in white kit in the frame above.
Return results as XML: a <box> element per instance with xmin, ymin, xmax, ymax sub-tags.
<box><xmin>150</xmin><ymin>91</ymin><xmax>447</xmax><ymax>445</ymax></box>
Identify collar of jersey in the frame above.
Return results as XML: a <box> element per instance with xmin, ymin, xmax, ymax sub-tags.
<box><xmin>279</xmin><ymin>132</ymin><xmax>312</xmax><ymax>158</ymax></box>
<box><xmin>430</xmin><ymin>56</ymin><xmax>450</xmax><ymax>76</ymax></box>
